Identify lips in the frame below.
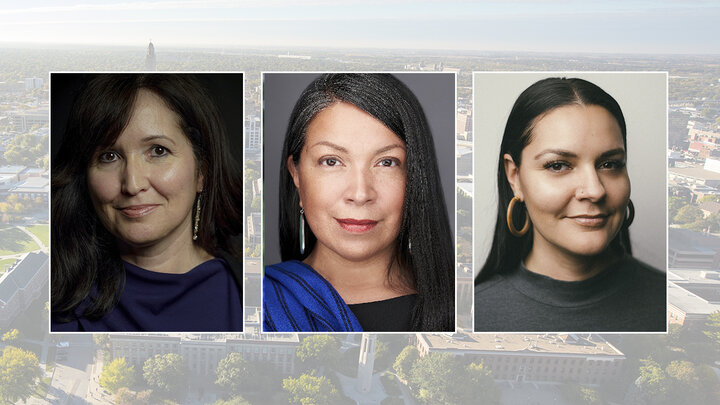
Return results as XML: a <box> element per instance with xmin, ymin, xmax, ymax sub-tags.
<box><xmin>336</xmin><ymin>218</ymin><xmax>378</xmax><ymax>233</ymax></box>
<box><xmin>118</xmin><ymin>204</ymin><xmax>159</xmax><ymax>218</ymax></box>
<box><xmin>566</xmin><ymin>214</ymin><xmax>609</xmax><ymax>227</ymax></box>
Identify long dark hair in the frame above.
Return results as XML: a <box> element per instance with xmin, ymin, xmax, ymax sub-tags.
<box><xmin>51</xmin><ymin>74</ymin><xmax>243</xmax><ymax>320</ymax></box>
<box><xmin>476</xmin><ymin>77</ymin><xmax>631</xmax><ymax>285</ymax></box>
<box><xmin>278</xmin><ymin>73</ymin><xmax>454</xmax><ymax>331</ymax></box>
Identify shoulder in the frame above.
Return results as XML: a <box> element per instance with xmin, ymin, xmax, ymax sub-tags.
<box><xmin>474</xmin><ymin>274</ymin><xmax>514</xmax><ymax>304</ymax></box>
<box><xmin>622</xmin><ymin>256</ymin><xmax>666</xmax><ymax>285</ymax></box>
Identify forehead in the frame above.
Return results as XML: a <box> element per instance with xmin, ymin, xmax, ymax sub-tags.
<box><xmin>524</xmin><ymin>104</ymin><xmax>624</xmax><ymax>155</ymax></box>
<box><xmin>304</xmin><ymin>102</ymin><xmax>403</xmax><ymax>151</ymax></box>
<box><xmin>112</xmin><ymin>90</ymin><xmax>184</xmax><ymax>142</ymax></box>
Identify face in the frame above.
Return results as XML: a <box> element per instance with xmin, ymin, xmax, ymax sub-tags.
<box><xmin>289</xmin><ymin>101</ymin><xmax>407</xmax><ymax>263</ymax></box>
<box><xmin>87</xmin><ymin>89</ymin><xmax>203</xmax><ymax>250</ymax></box>
<box><xmin>505</xmin><ymin>104</ymin><xmax>630</xmax><ymax>260</ymax></box>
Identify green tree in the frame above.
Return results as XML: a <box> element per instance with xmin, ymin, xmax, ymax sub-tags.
<box><xmin>0</xmin><ymin>346</ymin><xmax>43</xmax><ymax>404</ymax></box>
<box><xmin>393</xmin><ymin>346</ymin><xmax>419</xmax><ymax>381</ymax></box>
<box><xmin>459</xmin><ymin>362</ymin><xmax>500</xmax><ymax>404</ymax></box>
<box><xmin>143</xmin><ymin>353</ymin><xmax>187</xmax><ymax>400</ymax></box>
<box><xmin>296</xmin><ymin>335</ymin><xmax>341</xmax><ymax>370</ymax></box>
<box><xmin>636</xmin><ymin>359</ymin><xmax>670</xmax><ymax>404</ymax></box>
<box><xmin>675</xmin><ymin>205</ymin><xmax>704</xmax><ymax>224</ymax></box>
<box><xmin>700</xmin><ymin>194</ymin><xmax>719</xmax><ymax>203</ymax></box>
<box><xmin>283</xmin><ymin>373</ymin><xmax>340</xmax><ymax>405</ymax></box>
<box><xmin>100</xmin><ymin>357</ymin><xmax>136</xmax><ymax>394</ymax></box>
<box><xmin>666</xmin><ymin>360</ymin><xmax>701</xmax><ymax>404</ymax></box>
<box><xmin>212</xmin><ymin>396</ymin><xmax>252</xmax><ymax>405</ymax></box>
<box><xmin>409</xmin><ymin>352</ymin><xmax>457</xmax><ymax>404</ymax></box>
<box><xmin>704</xmin><ymin>310</ymin><xmax>720</xmax><ymax>346</ymax></box>
<box><xmin>1</xmin><ymin>328</ymin><xmax>19</xmax><ymax>344</ymax></box>
<box><xmin>215</xmin><ymin>352</ymin><xmax>250</xmax><ymax>397</ymax></box>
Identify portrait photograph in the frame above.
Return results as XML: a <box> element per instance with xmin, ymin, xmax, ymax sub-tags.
<box><xmin>263</xmin><ymin>72</ymin><xmax>456</xmax><ymax>332</ymax></box>
<box><xmin>50</xmin><ymin>73</ymin><xmax>244</xmax><ymax>332</ymax></box>
<box><xmin>473</xmin><ymin>72</ymin><xmax>668</xmax><ymax>333</ymax></box>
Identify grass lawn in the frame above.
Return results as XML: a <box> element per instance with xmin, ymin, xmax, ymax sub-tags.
<box><xmin>0</xmin><ymin>257</ymin><xmax>17</xmax><ymax>274</ymax></box>
<box><xmin>25</xmin><ymin>224</ymin><xmax>49</xmax><ymax>248</ymax></box>
<box><xmin>32</xmin><ymin>376</ymin><xmax>52</xmax><ymax>400</ymax></box>
<box><xmin>0</xmin><ymin>227</ymin><xmax>40</xmax><ymax>255</ymax></box>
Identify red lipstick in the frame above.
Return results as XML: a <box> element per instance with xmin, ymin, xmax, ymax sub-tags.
<box><xmin>336</xmin><ymin>218</ymin><xmax>378</xmax><ymax>233</ymax></box>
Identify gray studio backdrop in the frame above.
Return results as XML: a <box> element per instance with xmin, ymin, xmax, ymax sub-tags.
<box><xmin>263</xmin><ymin>72</ymin><xmax>456</xmax><ymax>266</ymax></box>
<box><xmin>473</xmin><ymin>72</ymin><xmax>668</xmax><ymax>274</ymax></box>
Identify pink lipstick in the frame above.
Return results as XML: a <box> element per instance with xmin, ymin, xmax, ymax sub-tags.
<box><xmin>567</xmin><ymin>214</ymin><xmax>608</xmax><ymax>227</ymax></box>
<box><xmin>336</xmin><ymin>218</ymin><xmax>378</xmax><ymax>233</ymax></box>
<box><xmin>120</xmin><ymin>205</ymin><xmax>159</xmax><ymax>218</ymax></box>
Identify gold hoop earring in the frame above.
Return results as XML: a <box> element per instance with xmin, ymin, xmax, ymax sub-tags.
<box><xmin>192</xmin><ymin>193</ymin><xmax>201</xmax><ymax>241</ymax></box>
<box><xmin>625</xmin><ymin>199</ymin><xmax>635</xmax><ymax>227</ymax></box>
<box><xmin>506</xmin><ymin>196</ymin><xmax>530</xmax><ymax>237</ymax></box>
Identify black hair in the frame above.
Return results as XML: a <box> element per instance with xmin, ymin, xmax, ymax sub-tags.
<box><xmin>476</xmin><ymin>77</ymin><xmax>631</xmax><ymax>285</ymax></box>
<box><xmin>51</xmin><ymin>74</ymin><xmax>243</xmax><ymax>321</ymax></box>
<box><xmin>278</xmin><ymin>73</ymin><xmax>454</xmax><ymax>331</ymax></box>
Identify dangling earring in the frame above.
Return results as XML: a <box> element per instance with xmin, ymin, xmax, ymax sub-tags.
<box><xmin>506</xmin><ymin>196</ymin><xmax>530</xmax><ymax>237</ymax></box>
<box><xmin>299</xmin><ymin>208</ymin><xmax>305</xmax><ymax>255</ymax></box>
<box><xmin>192</xmin><ymin>193</ymin><xmax>201</xmax><ymax>241</ymax></box>
<box><xmin>625</xmin><ymin>199</ymin><xmax>635</xmax><ymax>227</ymax></box>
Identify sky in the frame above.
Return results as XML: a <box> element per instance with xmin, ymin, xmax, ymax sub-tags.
<box><xmin>0</xmin><ymin>0</ymin><xmax>719</xmax><ymax>53</ymax></box>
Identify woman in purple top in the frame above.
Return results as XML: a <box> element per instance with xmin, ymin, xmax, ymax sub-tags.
<box><xmin>51</xmin><ymin>74</ymin><xmax>243</xmax><ymax>332</ymax></box>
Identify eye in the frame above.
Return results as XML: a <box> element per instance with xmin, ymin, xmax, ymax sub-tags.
<box><xmin>544</xmin><ymin>160</ymin><xmax>571</xmax><ymax>172</ymax></box>
<box><xmin>599</xmin><ymin>160</ymin><xmax>625</xmax><ymax>170</ymax></box>
<box><xmin>377</xmin><ymin>158</ymin><xmax>400</xmax><ymax>167</ymax></box>
<box><xmin>319</xmin><ymin>157</ymin><xmax>341</xmax><ymax>167</ymax></box>
<box><xmin>150</xmin><ymin>145</ymin><xmax>170</xmax><ymax>157</ymax></box>
<box><xmin>98</xmin><ymin>151</ymin><xmax>118</xmax><ymax>163</ymax></box>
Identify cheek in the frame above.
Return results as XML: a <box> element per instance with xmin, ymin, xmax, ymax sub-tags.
<box><xmin>521</xmin><ymin>177</ymin><xmax>572</xmax><ymax>218</ymax></box>
<box><xmin>152</xmin><ymin>163</ymin><xmax>198</xmax><ymax>199</ymax></box>
<box><xmin>87</xmin><ymin>170</ymin><xmax>119</xmax><ymax>204</ymax></box>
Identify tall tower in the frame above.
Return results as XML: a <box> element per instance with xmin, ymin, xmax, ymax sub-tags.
<box><xmin>356</xmin><ymin>334</ymin><xmax>376</xmax><ymax>393</ymax></box>
<box><xmin>145</xmin><ymin>41</ymin><xmax>157</xmax><ymax>71</ymax></box>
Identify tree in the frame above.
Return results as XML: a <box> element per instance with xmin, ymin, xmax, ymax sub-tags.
<box><xmin>700</xmin><ymin>194</ymin><xmax>719</xmax><ymax>203</ymax></box>
<box><xmin>674</xmin><ymin>205</ymin><xmax>704</xmax><ymax>224</ymax></box>
<box><xmin>296</xmin><ymin>335</ymin><xmax>341</xmax><ymax>370</ymax></box>
<box><xmin>283</xmin><ymin>373</ymin><xmax>340</xmax><ymax>405</ymax></box>
<box><xmin>143</xmin><ymin>353</ymin><xmax>187</xmax><ymax>400</ymax></box>
<box><xmin>409</xmin><ymin>352</ymin><xmax>457</xmax><ymax>404</ymax></box>
<box><xmin>393</xmin><ymin>346</ymin><xmax>419</xmax><ymax>381</ymax></box>
<box><xmin>1</xmin><ymin>328</ymin><xmax>19</xmax><ymax>344</ymax></box>
<box><xmin>215</xmin><ymin>353</ymin><xmax>250</xmax><ymax>397</ymax></box>
<box><xmin>0</xmin><ymin>346</ymin><xmax>43</xmax><ymax>404</ymax></box>
<box><xmin>114</xmin><ymin>387</ymin><xmax>135</xmax><ymax>405</ymax></box>
<box><xmin>704</xmin><ymin>310</ymin><xmax>720</xmax><ymax>346</ymax></box>
<box><xmin>636</xmin><ymin>359</ymin><xmax>670</xmax><ymax>404</ymax></box>
<box><xmin>93</xmin><ymin>333</ymin><xmax>110</xmax><ymax>348</ymax></box>
<box><xmin>666</xmin><ymin>360</ymin><xmax>702</xmax><ymax>404</ymax></box>
<box><xmin>100</xmin><ymin>357</ymin><xmax>135</xmax><ymax>394</ymax></box>
<box><xmin>212</xmin><ymin>396</ymin><xmax>252</xmax><ymax>405</ymax></box>
<box><xmin>459</xmin><ymin>362</ymin><xmax>500</xmax><ymax>404</ymax></box>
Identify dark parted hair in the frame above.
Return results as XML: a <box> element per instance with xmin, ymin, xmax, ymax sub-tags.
<box><xmin>278</xmin><ymin>73</ymin><xmax>454</xmax><ymax>331</ymax></box>
<box><xmin>51</xmin><ymin>74</ymin><xmax>243</xmax><ymax>320</ymax></box>
<box><xmin>475</xmin><ymin>77</ymin><xmax>631</xmax><ymax>285</ymax></box>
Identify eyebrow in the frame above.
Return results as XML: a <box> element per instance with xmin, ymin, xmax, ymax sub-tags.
<box><xmin>534</xmin><ymin>147</ymin><xmax>625</xmax><ymax>160</ymax></box>
<box><xmin>141</xmin><ymin>135</ymin><xmax>176</xmax><ymax>145</ymax></box>
<box><xmin>308</xmin><ymin>140</ymin><xmax>405</xmax><ymax>154</ymax></box>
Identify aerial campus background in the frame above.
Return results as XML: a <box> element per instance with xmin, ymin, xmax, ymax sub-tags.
<box><xmin>1</xmin><ymin>1</ymin><xmax>720</xmax><ymax>404</ymax></box>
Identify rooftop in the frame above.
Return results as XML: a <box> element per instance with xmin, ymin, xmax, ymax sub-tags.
<box><xmin>668</xmin><ymin>282</ymin><xmax>720</xmax><ymax>315</ymax></box>
<box><xmin>419</xmin><ymin>332</ymin><xmax>624</xmax><ymax>358</ymax></box>
<box><xmin>669</xmin><ymin>167</ymin><xmax>720</xmax><ymax>181</ymax></box>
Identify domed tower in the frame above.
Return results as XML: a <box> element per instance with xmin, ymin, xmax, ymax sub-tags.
<box><xmin>145</xmin><ymin>41</ymin><xmax>157</xmax><ymax>71</ymax></box>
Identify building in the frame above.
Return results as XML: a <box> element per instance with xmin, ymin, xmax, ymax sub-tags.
<box><xmin>0</xmin><ymin>252</ymin><xmax>48</xmax><ymax>330</ymax></box>
<box><xmin>8</xmin><ymin>177</ymin><xmax>49</xmax><ymax>201</ymax></box>
<box><xmin>668</xmin><ymin>228</ymin><xmax>720</xmax><ymax>270</ymax></box>
<box><xmin>24</xmin><ymin>78</ymin><xmax>43</xmax><ymax>91</ymax></box>
<box><xmin>145</xmin><ymin>41</ymin><xmax>157</xmax><ymax>71</ymax></box>
<box><xmin>415</xmin><ymin>332</ymin><xmax>625</xmax><ymax>385</ymax></box>
<box><xmin>6</xmin><ymin>109</ymin><xmax>48</xmax><ymax>132</ymax></box>
<box><xmin>109</xmin><ymin>318</ymin><xmax>299</xmax><ymax>376</ymax></box>
<box><xmin>246</xmin><ymin>115</ymin><xmax>261</xmax><ymax>150</ymax></box>
<box><xmin>668</xmin><ymin>166</ymin><xmax>720</xmax><ymax>190</ymax></box>
<box><xmin>668</xmin><ymin>269</ymin><xmax>720</xmax><ymax>327</ymax></box>
<box><xmin>247</xmin><ymin>212</ymin><xmax>261</xmax><ymax>245</ymax></box>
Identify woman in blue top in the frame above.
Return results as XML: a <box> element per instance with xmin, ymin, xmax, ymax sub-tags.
<box><xmin>51</xmin><ymin>74</ymin><xmax>243</xmax><ymax>332</ymax></box>
<box><xmin>264</xmin><ymin>73</ymin><xmax>454</xmax><ymax>332</ymax></box>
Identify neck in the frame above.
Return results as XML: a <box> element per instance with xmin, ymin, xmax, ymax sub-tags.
<box><xmin>304</xmin><ymin>245</ymin><xmax>413</xmax><ymax>304</ymax></box>
<box><xmin>524</xmin><ymin>237</ymin><xmax>620</xmax><ymax>282</ymax></box>
<box><xmin>118</xmin><ymin>225</ymin><xmax>212</xmax><ymax>274</ymax></box>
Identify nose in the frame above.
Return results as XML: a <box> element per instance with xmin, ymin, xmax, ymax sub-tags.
<box><xmin>121</xmin><ymin>157</ymin><xmax>150</xmax><ymax>195</ymax></box>
<box><xmin>576</xmin><ymin>167</ymin><xmax>606</xmax><ymax>202</ymax></box>
<box><xmin>345</xmin><ymin>167</ymin><xmax>376</xmax><ymax>205</ymax></box>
